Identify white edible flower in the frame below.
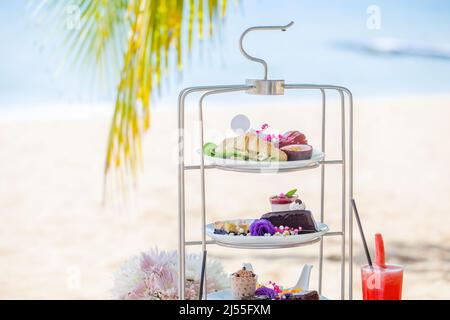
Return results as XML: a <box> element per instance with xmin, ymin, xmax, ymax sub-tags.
<box><xmin>289</xmin><ymin>201</ymin><xmax>306</xmax><ymax>210</ymax></box>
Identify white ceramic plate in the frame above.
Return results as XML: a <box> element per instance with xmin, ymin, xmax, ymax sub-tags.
<box><xmin>203</xmin><ymin>149</ymin><xmax>325</xmax><ymax>173</ymax></box>
<box><xmin>206</xmin><ymin>219</ymin><xmax>329</xmax><ymax>249</ymax></box>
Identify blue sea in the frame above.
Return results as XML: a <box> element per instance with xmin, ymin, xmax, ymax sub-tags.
<box><xmin>1</xmin><ymin>0</ymin><xmax>450</xmax><ymax>116</ymax></box>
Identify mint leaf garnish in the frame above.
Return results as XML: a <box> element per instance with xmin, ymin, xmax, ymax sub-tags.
<box><xmin>285</xmin><ymin>188</ymin><xmax>298</xmax><ymax>197</ymax></box>
<box><xmin>203</xmin><ymin>142</ymin><xmax>217</xmax><ymax>157</ymax></box>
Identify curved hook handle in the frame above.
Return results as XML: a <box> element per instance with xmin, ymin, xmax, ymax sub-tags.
<box><xmin>239</xmin><ymin>21</ymin><xmax>294</xmax><ymax>80</ymax></box>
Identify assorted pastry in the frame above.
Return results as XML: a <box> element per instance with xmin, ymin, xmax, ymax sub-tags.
<box><xmin>230</xmin><ymin>267</ymin><xmax>320</xmax><ymax>301</ymax></box>
<box><xmin>211</xmin><ymin>190</ymin><xmax>321</xmax><ymax>299</ymax></box>
<box><xmin>213</xmin><ymin>189</ymin><xmax>317</xmax><ymax>237</ymax></box>
<box><xmin>203</xmin><ymin>124</ymin><xmax>314</xmax><ymax>162</ymax></box>
<box><xmin>202</xmin><ymin>125</ymin><xmax>323</xmax><ymax>300</ymax></box>
<box><xmin>213</xmin><ymin>221</ymin><xmax>249</xmax><ymax>236</ymax></box>
<box><xmin>213</xmin><ymin>212</ymin><xmax>317</xmax><ymax>237</ymax></box>
<box><xmin>255</xmin><ymin>282</ymin><xmax>320</xmax><ymax>301</ymax></box>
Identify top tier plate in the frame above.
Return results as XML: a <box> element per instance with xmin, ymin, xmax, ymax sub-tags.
<box><xmin>203</xmin><ymin>150</ymin><xmax>325</xmax><ymax>173</ymax></box>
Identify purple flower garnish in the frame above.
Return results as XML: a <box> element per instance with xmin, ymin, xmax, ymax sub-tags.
<box><xmin>255</xmin><ymin>286</ymin><xmax>277</xmax><ymax>299</ymax></box>
<box><xmin>283</xmin><ymin>292</ymin><xmax>293</xmax><ymax>299</ymax></box>
<box><xmin>249</xmin><ymin>219</ymin><xmax>275</xmax><ymax>236</ymax></box>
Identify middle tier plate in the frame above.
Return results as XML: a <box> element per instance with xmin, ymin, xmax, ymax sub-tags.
<box><xmin>202</xmin><ymin>150</ymin><xmax>325</xmax><ymax>173</ymax></box>
<box><xmin>206</xmin><ymin>219</ymin><xmax>329</xmax><ymax>249</ymax></box>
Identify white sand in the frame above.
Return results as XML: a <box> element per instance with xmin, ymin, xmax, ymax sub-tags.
<box><xmin>0</xmin><ymin>94</ymin><xmax>449</xmax><ymax>299</ymax></box>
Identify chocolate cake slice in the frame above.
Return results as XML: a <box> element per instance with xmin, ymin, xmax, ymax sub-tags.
<box><xmin>260</xmin><ymin>210</ymin><xmax>317</xmax><ymax>233</ymax></box>
<box><xmin>255</xmin><ymin>290</ymin><xmax>320</xmax><ymax>300</ymax></box>
<box><xmin>286</xmin><ymin>290</ymin><xmax>320</xmax><ymax>300</ymax></box>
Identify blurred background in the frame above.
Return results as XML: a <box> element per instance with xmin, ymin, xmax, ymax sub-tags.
<box><xmin>1</xmin><ymin>0</ymin><xmax>449</xmax><ymax>299</ymax></box>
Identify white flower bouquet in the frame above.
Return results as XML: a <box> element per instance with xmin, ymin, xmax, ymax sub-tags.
<box><xmin>112</xmin><ymin>249</ymin><xmax>228</xmax><ymax>300</ymax></box>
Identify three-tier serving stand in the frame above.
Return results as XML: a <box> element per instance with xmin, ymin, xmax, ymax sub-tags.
<box><xmin>177</xmin><ymin>22</ymin><xmax>355</xmax><ymax>300</ymax></box>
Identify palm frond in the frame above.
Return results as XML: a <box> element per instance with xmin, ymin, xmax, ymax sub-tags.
<box><xmin>34</xmin><ymin>0</ymin><xmax>130</xmax><ymax>88</ymax></box>
<box><xmin>105</xmin><ymin>0</ymin><xmax>226</xmax><ymax>189</ymax></box>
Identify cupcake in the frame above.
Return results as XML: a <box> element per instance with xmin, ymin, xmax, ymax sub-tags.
<box><xmin>230</xmin><ymin>267</ymin><xmax>257</xmax><ymax>299</ymax></box>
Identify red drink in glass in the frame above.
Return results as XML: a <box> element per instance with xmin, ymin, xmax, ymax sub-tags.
<box><xmin>361</xmin><ymin>264</ymin><xmax>403</xmax><ymax>300</ymax></box>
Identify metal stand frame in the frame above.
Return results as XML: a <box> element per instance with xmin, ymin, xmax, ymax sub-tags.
<box><xmin>177</xmin><ymin>22</ymin><xmax>354</xmax><ymax>300</ymax></box>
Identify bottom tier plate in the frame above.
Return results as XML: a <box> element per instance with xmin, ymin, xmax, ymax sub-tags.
<box><xmin>207</xmin><ymin>288</ymin><xmax>328</xmax><ymax>300</ymax></box>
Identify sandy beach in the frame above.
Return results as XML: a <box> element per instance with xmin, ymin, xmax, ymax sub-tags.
<box><xmin>1</xmin><ymin>94</ymin><xmax>449</xmax><ymax>299</ymax></box>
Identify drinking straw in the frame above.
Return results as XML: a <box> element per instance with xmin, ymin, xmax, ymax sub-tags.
<box><xmin>351</xmin><ymin>199</ymin><xmax>373</xmax><ymax>267</ymax></box>
<box><xmin>198</xmin><ymin>250</ymin><xmax>207</xmax><ymax>300</ymax></box>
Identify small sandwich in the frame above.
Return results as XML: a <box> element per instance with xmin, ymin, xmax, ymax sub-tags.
<box><xmin>215</xmin><ymin>131</ymin><xmax>287</xmax><ymax>161</ymax></box>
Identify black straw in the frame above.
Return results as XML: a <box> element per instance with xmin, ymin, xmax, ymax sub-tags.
<box><xmin>351</xmin><ymin>199</ymin><xmax>373</xmax><ymax>267</ymax></box>
<box><xmin>198</xmin><ymin>250</ymin><xmax>207</xmax><ymax>300</ymax></box>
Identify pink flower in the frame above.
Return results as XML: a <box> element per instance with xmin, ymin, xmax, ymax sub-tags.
<box><xmin>113</xmin><ymin>249</ymin><xmax>228</xmax><ymax>300</ymax></box>
<box><xmin>261</xmin><ymin>123</ymin><xmax>269</xmax><ymax>130</ymax></box>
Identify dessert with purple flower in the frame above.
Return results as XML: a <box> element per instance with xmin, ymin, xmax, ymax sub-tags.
<box><xmin>213</xmin><ymin>213</ymin><xmax>317</xmax><ymax>237</ymax></box>
<box><xmin>255</xmin><ymin>277</ymin><xmax>320</xmax><ymax>300</ymax></box>
<box><xmin>225</xmin><ymin>264</ymin><xmax>321</xmax><ymax>300</ymax></box>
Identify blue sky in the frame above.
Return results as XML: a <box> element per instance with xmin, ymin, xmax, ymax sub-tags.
<box><xmin>1</xmin><ymin>0</ymin><xmax>450</xmax><ymax>109</ymax></box>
